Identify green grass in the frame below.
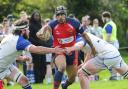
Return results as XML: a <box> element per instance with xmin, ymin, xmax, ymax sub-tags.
<box><xmin>4</xmin><ymin>51</ymin><xmax>128</xmax><ymax>89</ymax></box>
<box><xmin>4</xmin><ymin>80</ymin><xmax>128</xmax><ymax>89</ymax></box>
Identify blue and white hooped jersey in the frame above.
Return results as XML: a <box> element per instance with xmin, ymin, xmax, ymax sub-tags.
<box><xmin>0</xmin><ymin>34</ymin><xmax>31</xmax><ymax>71</ymax></box>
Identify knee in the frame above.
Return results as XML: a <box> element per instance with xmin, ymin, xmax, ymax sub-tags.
<box><xmin>18</xmin><ymin>75</ymin><xmax>29</xmax><ymax>86</ymax></box>
<box><xmin>58</xmin><ymin>64</ymin><xmax>66</xmax><ymax>72</ymax></box>
<box><xmin>77</xmin><ymin>69</ymin><xmax>85</xmax><ymax>78</ymax></box>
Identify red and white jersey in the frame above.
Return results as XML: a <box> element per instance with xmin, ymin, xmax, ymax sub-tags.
<box><xmin>53</xmin><ymin>23</ymin><xmax>76</xmax><ymax>48</ymax></box>
<box><xmin>48</xmin><ymin>18</ymin><xmax>85</xmax><ymax>48</ymax></box>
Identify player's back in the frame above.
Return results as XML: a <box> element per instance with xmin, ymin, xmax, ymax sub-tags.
<box><xmin>86</xmin><ymin>33</ymin><xmax>118</xmax><ymax>54</ymax></box>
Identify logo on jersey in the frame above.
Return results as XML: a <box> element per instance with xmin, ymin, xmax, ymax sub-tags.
<box><xmin>57</xmin><ymin>36</ymin><xmax>74</xmax><ymax>44</ymax></box>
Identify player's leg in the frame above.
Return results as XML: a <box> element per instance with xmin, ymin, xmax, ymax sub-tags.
<box><xmin>61</xmin><ymin>51</ymin><xmax>78</xmax><ymax>89</ymax></box>
<box><xmin>53</xmin><ymin>54</ymin><xmax>66</xmax><ymax>89</ymax></box>
<box><xmin>5</xmin><ymin>65</ymin><xmax>32</xmax><ymax>89</ymax></box>
<box><xmin>61</xmin><ymin>65</ymin><xmax>77</xmax><ymax>89</ymax></box>
<box><xmin>45</xmin><ymin>53</ymin><xmax>52</xmax><ymax>84</ymax></box>
<box><xmin>109</xmin><ymin>40</ymin><xmax>120</xmax><ymax>80</ymax></box>
<box><xmin>78</xmin><ymin>57</ymin><xmax>102</xmax><ymax>89</ymax></box>
<box><xmin>113</xmin><ymin>59</ymin><xmax>128</xmax><ymax>79</ymax></box>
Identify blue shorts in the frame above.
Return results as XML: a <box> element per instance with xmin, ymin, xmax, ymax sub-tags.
<box><xmin>53</xmin><ymin>51</ymin><xmax>78</xmax><ymax>66</ymax></box>
<box><xmin>65</xmin><ymin>51</ymin><xmax>78</xmax><ymax>65</ymax></box>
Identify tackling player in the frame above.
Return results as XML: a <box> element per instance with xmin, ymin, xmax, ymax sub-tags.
<box><xmin>65</xmin><ymin>33</ymin><xmax>128</xmax><ymax>89</ymax></box>
<box><xmin>0</xmin><ymin>22</ymin><xmax>64</xmax><ymax>89</ymax></box>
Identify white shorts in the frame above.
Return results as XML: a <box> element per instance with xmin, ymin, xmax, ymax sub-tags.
<box><xmin>46</xmin><ymin>53</ymin><xmax>52</xmax><ymax>63</ymax></box>
<box><xmin>0</xmin><ymin>65</ymin><xmax>23</xmax><ymax>82</ymax></box>
<box><xmin>90</xmin><ymin>51</ymin><xmax>126</xmax><ymax>70</ymax></box>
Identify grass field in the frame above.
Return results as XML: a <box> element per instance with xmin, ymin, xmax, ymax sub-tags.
<box><xmin>4</xmin><ymin>50</ymin><xmax>128</xmax><ymax>89</ymax></box>
<box><xmin>4</xmin><ymin>79</ymin><xmax>128</xmax><ymax>89</ymax></box>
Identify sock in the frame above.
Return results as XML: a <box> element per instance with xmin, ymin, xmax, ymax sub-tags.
<box><xmin>53</xmin><ymin>71</ymin><xmax>63</xmax><ymax>89</ymax></box>
<box><xmin>61</xmin><ymin>74</ymin><xmax>67</xmax><ymax>83</ymax></box>
<box><xmin>62</xmin><ymin>80</ymin><xmax>72</xmax><ymax>88</ymax></box>
<box><xmin>22</xmin><ymin>84</ymin><xmax>32</xmax><ymax>89</ymax></box>
<box><xmin>26</xmin><ymin>70</ymin><xmax>35</xmax><ymax>84</ymax></box>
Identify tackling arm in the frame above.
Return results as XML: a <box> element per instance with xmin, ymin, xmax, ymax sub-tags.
<box><xmin>26</xmin><ymin>44</ymin><xmax>65</xmax><ymax>54</ymax></box>
<box><xmin>81</xmin><ymin>32</ymin><xmax>96</xmax><ymax>56</ymax></box>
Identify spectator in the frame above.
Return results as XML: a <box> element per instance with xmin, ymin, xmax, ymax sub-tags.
<box><xmin>102</xmin><ymin>11</ymin><xmax>120</xmax><ymax>80</ymax></box>
<box><xmin>81</xmin><ymin>15</ymin><xmax>92</xmax><ymax>32</ymax></box>
<box><xmin>91</xmin><ymin>18</ymin><xmax>102</xmax><ymax>38</ymax></box>
<box><xmin>44</xmin><ymin>18</ymin><xmax>53</xmax><ymax>84</ymax></box>
<box><xmin>7</xmin><ymin>14</ymin><xmax>15</xmax><ymax>33</ymax></box>
<box><xmin>29</xmin><ymin>10</ymin><xmax>46</xmax><ymax>83</ymax></box>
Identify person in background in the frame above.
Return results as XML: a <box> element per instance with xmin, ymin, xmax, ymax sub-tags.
<box><xmin>81</xmin><ymin>15</ymin><xmax>92</xmax><ymax>33</ymax></box>
<box><xmin>2</xmin><ymin>17</ymin><xmax>10</xmax><ymax>35</ymax></box>
<box><xmin>7</xmin><ymin>14</ymin><xmax>15</xmax><ymax>33</ymax></box>
<box><xmin>102</xmin><ymin>11</ymin><xmax>120</xmax><ymax>80</ymax></box>
<box><xmin>23</xmin><ymin>51</ymin><xmax>35</xmax><ymax>84</ymax></box>
<box><xmin>29</xmin><ymin>10</ymin><xmax>46</xmax><ymax>83</ymax></box>
<box><xmin>44</xmin><ymin>18</ymin><xmax>53</xmax><ymax>84</ymax></box>
<box><xmin>14</xmin><ymin>11</ymin><xmax>29</xmax><ymax>25</ymax></box>
<box><xmin>91</xmin><ymin>18</ymin><xmax>102</xmax><ymax>38</ymax></box>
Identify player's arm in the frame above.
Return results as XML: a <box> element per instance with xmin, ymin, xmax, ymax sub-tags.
<box><xmin>83</xmin><ymin>50</ymin><xmax>92</xmax><ymax>63</ymax></box>
<box><xmin>81</xmin><ymin>31</ymin><xmax>96</xmax><ymax>56</ymax></box>
<box><xmin>26</xmin><ymin>44</ymin><xmax>65</xmax><ymax>54</ymax></box>
<box><xmin>65</xmin><ymin>40</ymin><xmax>85</xmax><ymax>54</ymax></box>
<box><xmin>17</xmin><ymin>36</ymin><xmax>65</xmax><ymax>55</ymax></box>
<box><xmin>73</xmin><ymin>19</ymin><xmax>97</xmax><ymax>56</ymax></box>
<box><xmin>36</xmin><ymin>24</ymin><xmax>52</xmax><ymax>40</ymax></box>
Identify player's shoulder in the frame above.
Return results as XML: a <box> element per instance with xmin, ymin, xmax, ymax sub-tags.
<box><xmin>48</xmin><ymin>19</ymin><xmax>58</xmax><ymax>25</ymax></box>
<box><xmin>67</xmin><ymin>18</ymin><xmax>80</xmax><ymax>28</ymax></box>
<box><xmin>48</xmin><ymin>19</ymin><xmax>58</xmax><ymax>29</ymax></box>
<box><xmin>67</xmin><ymin>17</ymin><xmax>79</xmax><ymax>23</ymax></box>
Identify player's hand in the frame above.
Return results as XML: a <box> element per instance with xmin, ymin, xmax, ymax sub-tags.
<box><xmin>78</xmin><ymin>63</ymin><xmax>84</xmax><ymax>69</ymax></box>
<box><xmin>22</xmin><ymin>56</ymin><xmax>32</xmax><ymax>63</ymax></box>
<box><xmin>16</xmin><ymin>55</ymin><xmax>32</xmax><ymax>63</ymax></box>
<box><xmin>64</xmin><ymin>47</ymin><xmax>72</xmax><ymax>54</ymax></box>
<box><xmin>54</xmin><ymin>46</ymin><xmax>65</xmax><ymax>54</ymax></box>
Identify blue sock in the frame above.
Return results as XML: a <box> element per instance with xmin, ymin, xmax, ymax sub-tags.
<box><xmin>26</xmin><ymin>70</ymin><xmax>35</xmax><ymax>84</ymax></box>
<box><xmin>22</xmin><ymin>84</ymin><xmax>32</xmax><ymax>89</ymax></box>
<box><xmin>54</xmin><ymin>71</ymin><xmax>63</xmax><ymax>89</ymax></box>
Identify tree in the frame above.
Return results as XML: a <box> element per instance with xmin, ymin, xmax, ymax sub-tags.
<box><xmin>0</xmin><ymin>0</ymin><xmax>21</xmax><ymax>21</ymax></box>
